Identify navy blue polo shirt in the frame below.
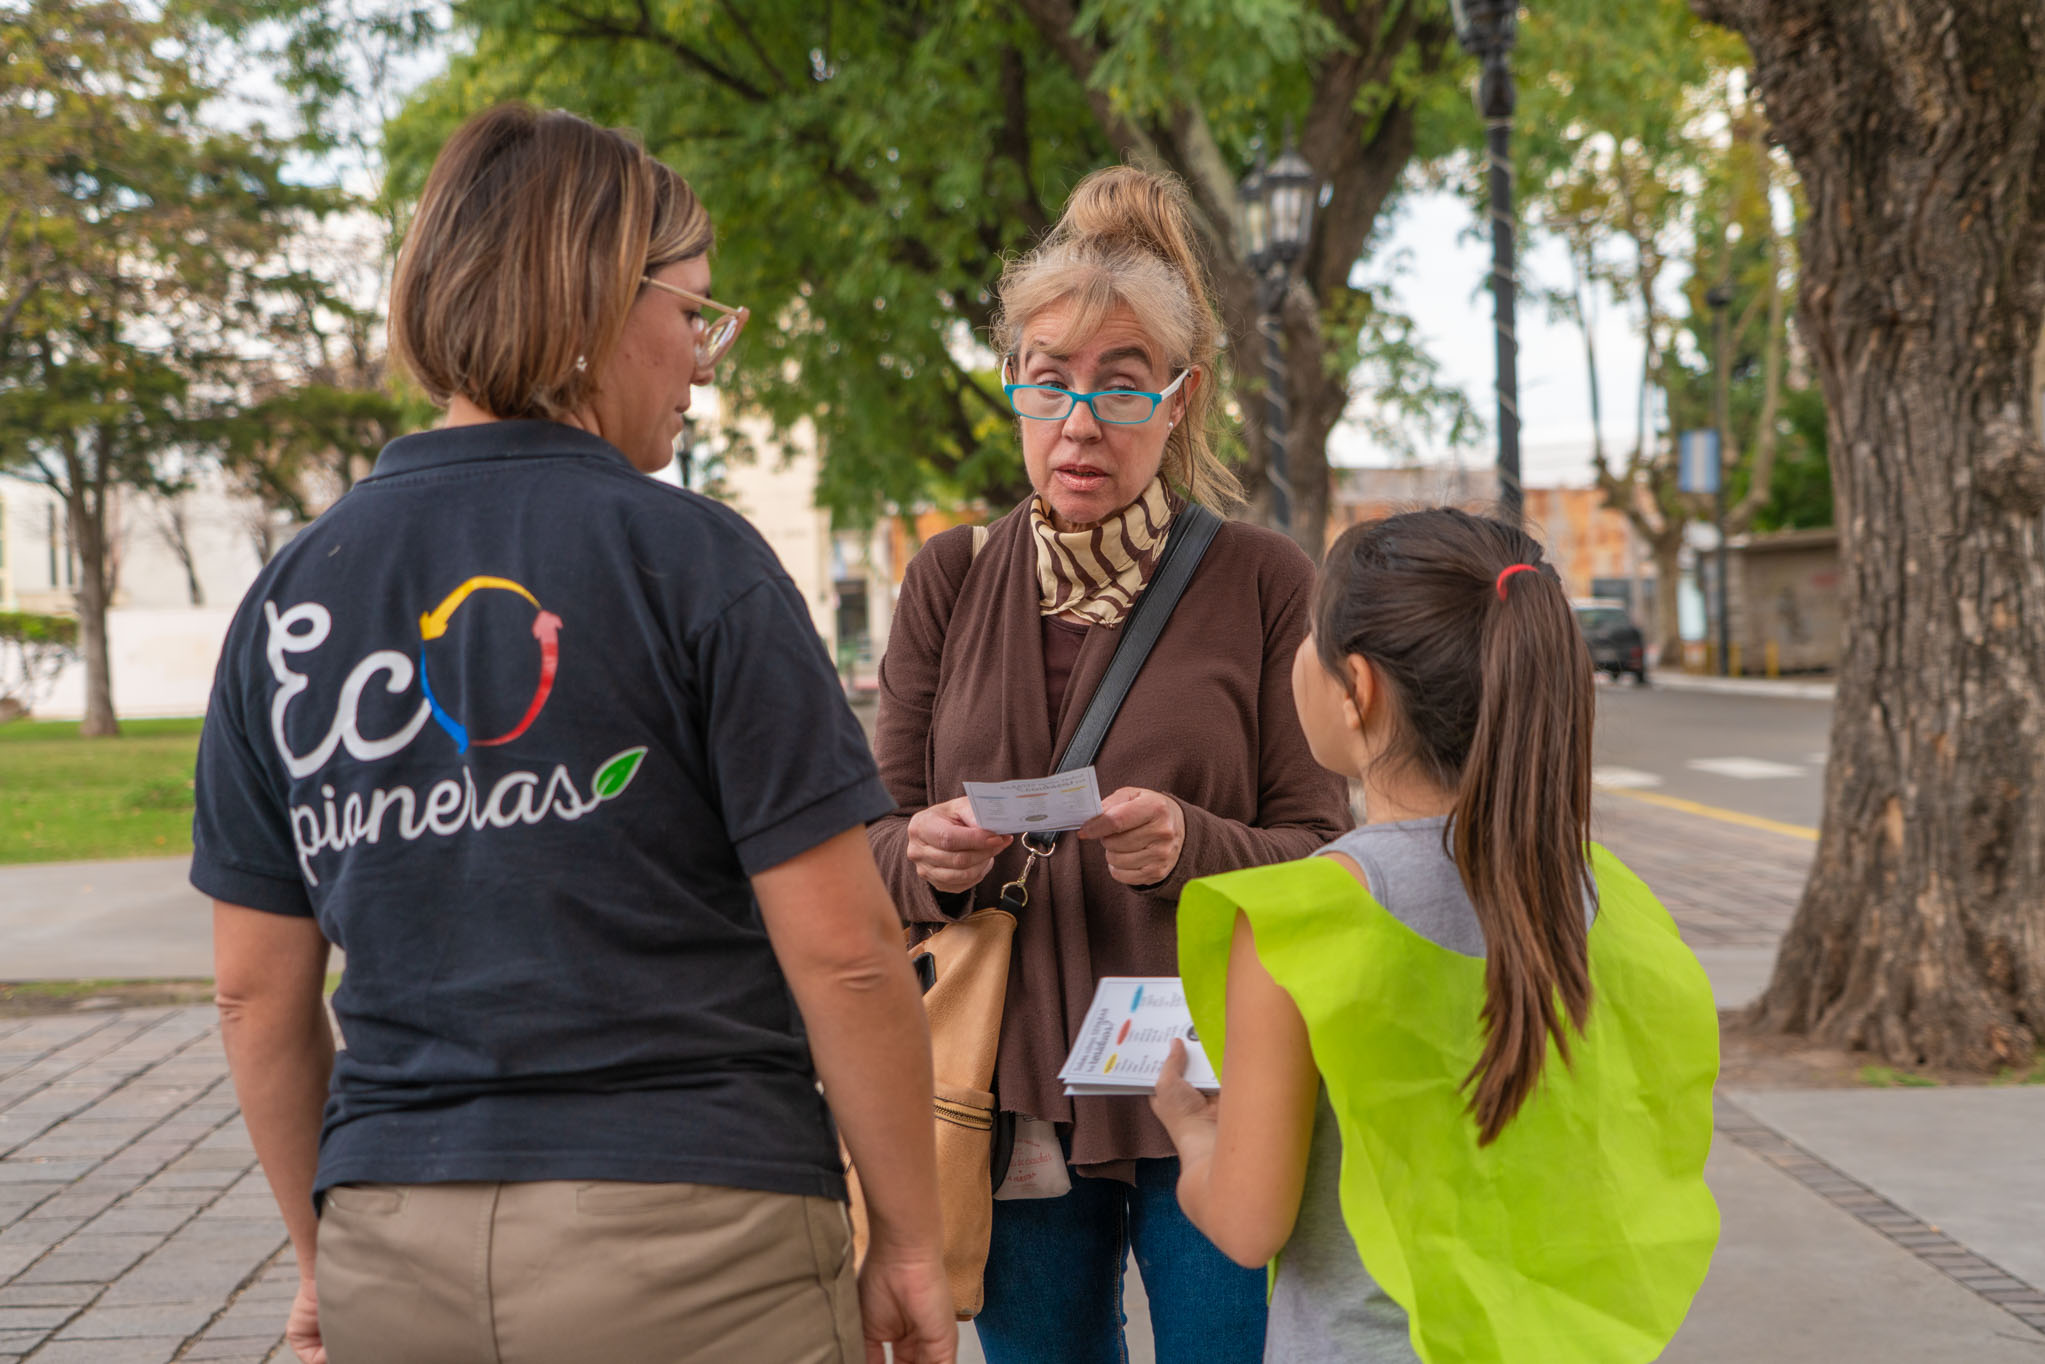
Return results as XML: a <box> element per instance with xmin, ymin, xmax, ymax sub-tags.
<box><xmin>191</xmin><ymin>420</ymin><xmax>892</xmax><ymax>1202</ymax></box>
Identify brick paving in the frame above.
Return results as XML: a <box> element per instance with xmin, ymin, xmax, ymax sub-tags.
<box><xmin>1592</xmin><ymin>792</ymin><xmax>1813</xmax><ymax>948</ymax></box>
<box><xmin>7</xmin><ymin>797</ymin><xmax>2024</xmax><ymax>1364</ymax></box>
<box><xmin>0</xmin><ymin>1009</ymin><xmax>293</xmax><ymax>1364</ymax></box>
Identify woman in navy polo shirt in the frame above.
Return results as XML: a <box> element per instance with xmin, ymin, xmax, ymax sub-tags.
<box><xmin>194</xmin><ymin>104</ymin><xmax>954</xmax><ymax>1364</ymax></box>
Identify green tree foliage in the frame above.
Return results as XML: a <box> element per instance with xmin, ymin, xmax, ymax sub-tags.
<box><xmin>383</xmin><ymin>3</ymin><xmax>1110</xmax><ymax>522</ymax></box>
<box><xmin>216</xmin><ymin>267</ymin><xmax>435</xmax><ymax>547</ymax></box>
<box><xmin>1744</xmin><ymin>383</ymin><xmax>1829</xmax><ymax>531</ymax></box>
<box><xmin>364</xmin><ymin>0</ymin><xmax>1464</xmax><ymax>552</ymax></box>
<box><xmin>0</xmin><ymin>0</ymin><xmax>336</xmax><ymax>733</ymax></box>
<box><xmin>204</xmin><ymin>0</ymin><xmax>450</xmax><ymax>543</ymax></box>
<box><xmin>1659</xmin><ymin>95</ymin><xmax>1831</xmax><ymax>534</ymax></box>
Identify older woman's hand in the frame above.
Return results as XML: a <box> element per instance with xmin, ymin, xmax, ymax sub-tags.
<box><xmin>906</xmin><ymin>797</ymin><xmax>1013</xmax><ymax>895</ymax></box>
<box><xmin>1078</xmin><ymin>787</ymin><xmax>1185</xmax><ymax>887</ymax></box>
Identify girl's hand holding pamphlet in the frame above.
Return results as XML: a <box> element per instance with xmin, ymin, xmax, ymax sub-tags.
<box><xmin>1148</xmin><ymin>1038</ymin><xmax>1218</xmax><ymax>1148</ymax></box>
<box><xmin>1057</xmin><ymin>977</ymin><xmax>1218</xmax><ymax>1097</ymax></box>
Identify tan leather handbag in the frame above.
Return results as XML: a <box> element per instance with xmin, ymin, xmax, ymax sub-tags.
<box><xmin>848</xmin><ymin>904</ymin><xmax>1016</xmax><ymax>1318</ymax></box>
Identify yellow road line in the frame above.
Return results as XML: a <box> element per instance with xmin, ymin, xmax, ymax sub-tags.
<box><xmin>1594</xmin><ymin>785</ymin><xmax>1820</xmax><ymax>842</ymax></box>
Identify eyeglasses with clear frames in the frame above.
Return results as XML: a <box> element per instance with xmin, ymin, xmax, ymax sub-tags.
<box><xmin>641</xmin><ymin>276</ymin><xmax>750</xmax><ymax>371</ymax></box>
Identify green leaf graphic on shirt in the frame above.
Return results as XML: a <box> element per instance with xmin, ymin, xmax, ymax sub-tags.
<box><xmin>592</xmin><ymin>747</ymin><xmax>648</xmax><ymax>801</ymax></box>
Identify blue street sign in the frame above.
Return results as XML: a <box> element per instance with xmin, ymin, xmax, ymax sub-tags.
<box><xmin>1678</xmin><ymin>429</ymin><xmax>1721</xmax><ymax>495</ymax></box>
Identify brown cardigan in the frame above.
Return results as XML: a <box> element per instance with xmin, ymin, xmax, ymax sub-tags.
<box><xmin>868</xmin><ymin>499</ymin><xmax>1352</xmax><ymax>1172</ymax></box>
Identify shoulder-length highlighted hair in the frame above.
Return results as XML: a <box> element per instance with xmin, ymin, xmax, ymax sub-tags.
<box><xmin>389</xmin><ymin>103</ymin><xmax>713</xmax><ymax>421</ymax></box>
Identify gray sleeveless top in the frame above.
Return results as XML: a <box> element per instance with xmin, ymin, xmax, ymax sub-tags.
<box><xmin>1268</xmin><ymin>817</ymin><xmax>1595</xmax><ymax>1363</ymax></box>
<box><xmin>1264</xmin><ymin>817</ymin><xmax>1477</xmax><ymax>1363</ymax></box>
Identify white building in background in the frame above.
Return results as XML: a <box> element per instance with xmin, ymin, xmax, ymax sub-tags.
<box><xmin>0</xmin><ymin>410</ymin><xmax>893</xmax><ymax>719</ymax></box>
<box><xmin>0</xmin><ymin>468</ymin><xmax>272</xmax><ymax>719</ymax></box>
<box><xmin>0</xmin><ymin>467</ymin><xmax>276</xmax><ymax>617</ymax></box>
<box><xmin>693</xmin><ymin>399</ymin><xmax>894</xmax><ymax>689</ymax></box>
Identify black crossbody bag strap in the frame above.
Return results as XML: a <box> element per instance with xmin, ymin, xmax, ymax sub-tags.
<box><xmin>996</xmin><ymin>503</ymin><xmax>1223</xmax><ymax>906</ymax></box>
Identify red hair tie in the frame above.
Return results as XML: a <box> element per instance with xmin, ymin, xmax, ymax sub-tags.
<box><xmin>1495</xmin><ymin>563</ymin><xmax>1538</xmax><ymax>600</ymax></box>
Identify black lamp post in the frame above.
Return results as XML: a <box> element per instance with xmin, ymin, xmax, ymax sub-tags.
<box><xmin>1449</xmin><ymin>0</ymin><xmax>1522</xmax><ymax>524</ymax></box>
<box><xmin>1239</xmin><ymin>139</ymin><xmax>1318</xmax><ymax>538</ymax></box>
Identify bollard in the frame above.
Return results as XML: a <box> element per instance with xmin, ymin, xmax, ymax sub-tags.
<box><xmin>1730</xmin><ymin>642</ymin><xmax>1742</xmax><ymax>677</ymax></box>
<box><xmin>1765</xmin><ymin>640</ymin><xmax>1780</xmax><ymax>679</ymax></box>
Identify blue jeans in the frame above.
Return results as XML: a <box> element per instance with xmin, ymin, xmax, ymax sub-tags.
<box><xmin>973</xmin><ymin>1158</ymin><xmax>1267</xmax><ymax>1364</ymax></box>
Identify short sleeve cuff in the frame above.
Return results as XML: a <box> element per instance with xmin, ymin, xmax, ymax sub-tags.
<box><xmin>190</xmin><ymin>852</ymin><xmax>314</xmax><ymax>918</ymax></box>
<box><xmin>733</xmin><ymin>774</ymin><xmax>899</xmax><ymax>877</ymax></box>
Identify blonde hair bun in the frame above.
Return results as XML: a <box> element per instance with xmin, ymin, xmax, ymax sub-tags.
<box><xmin>1050</xmin><ymin>166</ymin><xmax>1207</xmax><ymax>292</ymax></box>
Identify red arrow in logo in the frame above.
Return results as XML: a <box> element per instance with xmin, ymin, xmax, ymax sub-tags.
<box><xmin>475</xmin><ymin>610</ymin><xmax>563</xmax><ymax>749</ymax></box>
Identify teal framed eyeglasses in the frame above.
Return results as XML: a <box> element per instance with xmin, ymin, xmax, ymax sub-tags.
<box><xmin>1004</xmin><ymin>367</ymin><xmax>1191</xmax><ymax>425</ymax></box>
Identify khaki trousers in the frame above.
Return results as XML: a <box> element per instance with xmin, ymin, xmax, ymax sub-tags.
<box><xmin>316</xmin><ymin>1180</ymin><xmax>862</xmax><ymax>1364</ymax></box>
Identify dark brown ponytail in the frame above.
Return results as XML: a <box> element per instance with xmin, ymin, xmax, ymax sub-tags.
<box><xmin>1314</xmin><ymin>508</ymin><xmax>1597</xmax><ymax>1144</ymax></box>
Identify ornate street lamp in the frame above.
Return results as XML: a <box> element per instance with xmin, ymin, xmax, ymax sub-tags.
<box><xmin>1449</xmin><ymin>0</ymin><xmax>1523</xmax><ymax>524</ymax></box>
<box><xmin>1238</xmin><ymin>139</ymin><xmax>1318</xmax><ymax>536</ymax></box>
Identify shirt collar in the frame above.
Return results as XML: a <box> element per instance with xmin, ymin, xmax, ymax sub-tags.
<box><xmin>363</xmin><ymin>419</ymin><xmax>636</xmax><ymax>482</ymax></box>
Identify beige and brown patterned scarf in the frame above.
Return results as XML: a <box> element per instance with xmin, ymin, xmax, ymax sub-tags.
<box><xmin>1030</xmin><ymin>477</ymin><xmax>1179</xmax><ymax>626</ymax></box>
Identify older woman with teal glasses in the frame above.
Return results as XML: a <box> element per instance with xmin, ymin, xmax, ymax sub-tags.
<box><xmin>867</xmin><ymin>165</ymin><xmax>1352</xmax><ymax>1364</ymax></box>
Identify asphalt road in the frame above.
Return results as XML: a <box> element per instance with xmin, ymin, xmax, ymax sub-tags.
<box><xmin>1593</xmin><ymin>680</ymin><xmax>1832</xmax><ymax>829</ymax></box>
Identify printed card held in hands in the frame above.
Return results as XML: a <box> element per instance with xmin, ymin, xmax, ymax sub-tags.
<box><xmin>962</xmin><ymin>766</ymin><xmax>1105</xmax><ymax>836</ymax></box>
<box><xmin>1059</xmin><ymin>976</ymin><xmax>1218</xmax><ymax>1097</ymax></box>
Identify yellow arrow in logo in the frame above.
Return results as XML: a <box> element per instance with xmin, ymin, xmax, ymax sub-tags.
<box><xmin>418</xmin><ymin>576</ymin><xmax>541</xmax><ymax>640</ymax></box>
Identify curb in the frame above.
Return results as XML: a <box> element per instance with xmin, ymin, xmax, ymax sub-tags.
<box><xmin>1648</xmin><ymin>672</ymin><xmax>1837</xmax><ymax>701</ymax></box>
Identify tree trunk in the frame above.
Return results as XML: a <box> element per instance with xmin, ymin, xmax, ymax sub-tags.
<box><xmin>67</xmin><ymin>481</ymin><xmax>119</xmax><ymax>739</ymax></box>
<box><xmin>161</xmin><ymin>498</ymin><xmax>204</xmax><ymax>606</ymax></box>
<box><xmin>1696</xmin><ymin>0</ymin><xmax>2045</xmax><ymax>1069</ymax></box>
<box><xmin>1649</xmin><ymin>530</ymin><xmax>1685</xmax><ymax>668</ymax></box>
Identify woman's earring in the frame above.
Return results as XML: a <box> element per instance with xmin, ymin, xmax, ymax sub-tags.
<box><xmin>574</xmin><ymin>355</ymin><xmax>588</xmax><ymax>373</ymax></box>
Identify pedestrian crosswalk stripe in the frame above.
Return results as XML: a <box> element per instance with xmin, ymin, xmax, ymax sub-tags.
<box><xmin>1591</xmin><ymin>766</ymin><xmax>1663</xmax><ymax>789</ymax></box>
<box><xmin>1687</xmin><ymin>757</ymin><xmax>1805</xmax><ymax>780</ymax></box>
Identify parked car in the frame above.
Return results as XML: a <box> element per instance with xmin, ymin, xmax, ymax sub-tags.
<box><xmin>1573</xmin><ymin>599</ymin><xmax>1649</xmax><ymax>685</ymax></box>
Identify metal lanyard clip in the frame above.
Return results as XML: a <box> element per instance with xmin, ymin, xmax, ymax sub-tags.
<box><xmin>999</xmin><ymin>846</ymin><xmax>1047</xmax><ymax>913</ymax></box>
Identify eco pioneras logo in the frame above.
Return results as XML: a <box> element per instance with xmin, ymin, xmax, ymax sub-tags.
<box><xmin>261</xmin><ymin>581</ymin><xmax>645</xmax><ymax>884</ymax></box>
<box><xmin>417</xmin><ymin>576</ymin><xmax>561</xmax><ymax>753</ymax></box>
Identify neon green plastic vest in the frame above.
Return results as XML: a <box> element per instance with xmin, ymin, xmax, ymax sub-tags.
<box><xmin>1178</xmin><ymin>845</ymin><xmax>1719</xmax><ymax>1363</ymax></box>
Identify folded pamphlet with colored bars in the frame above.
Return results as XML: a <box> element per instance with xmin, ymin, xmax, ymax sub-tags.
<box><xmin>1059</xmin><ymin>976</ymin><xmax>1219</xmax><ymax>1097</ymax></box>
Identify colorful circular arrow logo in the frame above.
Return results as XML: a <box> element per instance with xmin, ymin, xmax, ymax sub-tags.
<box><xmin>417</xmin><ymin>576</ymin><xmax>563</xmax><ymax>754</ymax></box>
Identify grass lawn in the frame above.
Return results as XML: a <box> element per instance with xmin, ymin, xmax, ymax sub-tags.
<box><xmin>0</xmin><ymin>717</ymin><xmax>203</xmax><ymax>864</ymax></box>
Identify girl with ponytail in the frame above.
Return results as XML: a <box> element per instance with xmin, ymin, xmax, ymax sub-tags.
<box><xmin>1152</xmin><ymin>508</ymin><xmax>1720</xmax><ymax>1362</ymax></box>
<box><xmin>867</xmin><ymin>164</ymin><xmax>1350</xmax><ymax>1362</ymax></box>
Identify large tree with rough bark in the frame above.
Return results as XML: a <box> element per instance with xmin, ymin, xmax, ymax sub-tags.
<box><xmin>1694</xmin><ymin>0</ymin><xmax>2045</xmax><ymax>1069</ymax></box>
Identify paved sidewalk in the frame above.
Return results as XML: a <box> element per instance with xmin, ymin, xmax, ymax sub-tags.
<box><xmin>0</xmin><ymin>1008</ymin><xmax>294</xmax><ymax>1364</ymax></box>
<box><xmin>0</xmin><ymin>860</ymin><xmax>212</xmax><ymax>981</ymax></box>
<box><xmin>1651</xmin><ymin>670</ymin><xmax>1838</xmax><ymax>701</ymax></box>
<box><xmin>1594</xmin><ymin>792</ymin><xmax>1812</xmax><ymax>1008</ymax></box>
<box><xmin>4</xmin><ymin>1004</ymin><xmax>2040</xmax><ymax>1364</ymax></box>
<box><xmin>8</xmin><ymin>798</ymin><xmax>2045</xmax><ymax>1363</ymax></box>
